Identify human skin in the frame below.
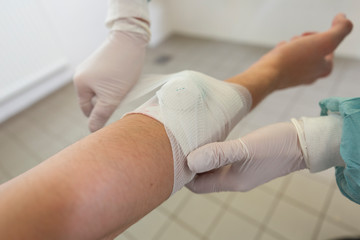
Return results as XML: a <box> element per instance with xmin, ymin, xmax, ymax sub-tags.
<box><xmin>0</xmin><ymin>13</ymin><xmax>352</xmax><ymax>240</ymax></box>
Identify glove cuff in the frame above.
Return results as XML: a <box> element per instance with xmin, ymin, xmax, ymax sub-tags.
<box><xmin>292</xmin><ymin>115</ymin><xmax>345</xmax><ymax>173</ymax></box>
<box><xmin>291</xmin><ymin>118</ymin><xmax>310</xmax><ymax>169</ymax></box>
<box><xmin>111</xmin><ymin>18</ymin><xmax>151</xmax><ymax>41</ymax></box>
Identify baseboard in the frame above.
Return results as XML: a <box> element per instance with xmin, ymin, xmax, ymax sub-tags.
<box><xmin>0</xmin><ymin>66</ymin><xmax>74</xmax><ymax>124</ymax></box>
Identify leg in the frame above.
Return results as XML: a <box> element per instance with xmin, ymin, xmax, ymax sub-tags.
<box><xmin>227</xmin><ymin>13</ymin><xmax>352</xmax><ymax>107</ymax></box>
<box><xmin>0</xmin><ymin>13</ymin><xmax>352</xmax><ymax>239</ymax></box>
<box><xmin>187</xmin><ymin>14</ymin><xmax>353</xmax><ymax>193</ymax></box>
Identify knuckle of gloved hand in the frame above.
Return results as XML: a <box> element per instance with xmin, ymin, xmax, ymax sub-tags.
<box><xmin>73</xmin><ymin>69</ymin><xmax>93</xmax><ymax>85</ymax></box>
<box><xmin>73</xmin><ymin>71</ymin><xmax>85</xmax><ymax>84</ymax></box>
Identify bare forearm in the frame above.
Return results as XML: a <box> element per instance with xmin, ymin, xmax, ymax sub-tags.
<box><xmin>0</xmin><ymin>115</ymin><xmax>173</xmax><ymax>239</ymax></box>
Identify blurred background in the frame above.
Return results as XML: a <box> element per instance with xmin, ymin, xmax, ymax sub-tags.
<box><xmin>0</xmin><ymin>0</ymin><xmax>360</xmax><ymax>239</ymax></box>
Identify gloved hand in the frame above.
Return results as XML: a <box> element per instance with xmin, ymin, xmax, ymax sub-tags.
<box><xmin>73</xmin><ymin>30</ymin><xmax>148</xmax><ymax>132</ymax></box>
<box><xmin>186</xmin><ymin>122</ymin><xmax>306</xmax><ymax>193</ymax></box>
<box><xmin>74</xmin><ymin>0</ymin><xmax>150</xmax><ymax>132</ymax></box>
<box><xmin>186</xmin><ymin>115</ymin><xmax>344</xmax><ymax>193</ymax></box>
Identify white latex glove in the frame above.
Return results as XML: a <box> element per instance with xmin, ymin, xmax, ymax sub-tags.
<box><xmin>187</xmin><ymin>115</ymin><xmax>345</xmax><ymax>193</ymax></box>
<box><xmin>74</xmin><ymin>0</ymin><xmax>150</xmax><ymax>132</ymax></box>
<box><xmin>74</xmin><ymin>30</ymin><xmax>148</xmax><ymax>132</ymax></box>
<box><xmin>186</xmin><ymin>122</ymin><xmax>306</xmax><ymax>193</ymax></box>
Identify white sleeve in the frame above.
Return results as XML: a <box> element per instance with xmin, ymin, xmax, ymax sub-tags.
<box><xmin>291</xmin><ymin>114</ymin><xmax>345</xmax><ymax>173</ymax></box>
<box><xmin>106</xmin><ymin>0</ymin><xmax>150</xmax><ymax>37</ymax></box>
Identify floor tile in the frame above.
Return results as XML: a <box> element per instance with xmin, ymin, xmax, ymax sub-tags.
<box><xmin>258</xmin><ymin>175</ymin><xmax>288</xmax><ymax>194</ymax></box>
<box><xmin>159</xmin><ymin>188</ymin><xmax>191</xmax><ymax>215</ymax></box>
<box><xmin>126</xmin><ymin>209</ymin><xmax>169</xmax><ymax>240</ymax></box>
<box><xmin>5</xmin><ymin>119</ymin><xmax>68</xmax><ymax>161</ymax></box>
<box><xmin>298</xmin><ymin>168</ymin><xmax>336</xmax><ymax>186</ymax></box>
<box><xmin>266</xmin><ymin>199</ymin><xmax>319</xmax><ymax>240</ymax></box>
<box><xmin>259</xmin><ymin>230</ymin><xmax>287</xmax><ymax>240</ymax></box>
<box><xmin>29</xmin><ymin>104</ymin><xmax>88</xmax><ymax>145</ymax></box>
<box><xmin>208</xmin><ymin>209</ymin><xmax>259</xmax><ymax>240</ymax></box>
<box><xmin>331</xmin><ymin>59</ymin><xmax>360</xmax><ymax>97</ymax></box>
<box><xmin>228</xmin><ymin>188</ymin><xmax>276</xmax><ymax>224</ymax></box>
<box><xmin>283</xmin><ymin>172</ymin><xmax>330</xmax><ymax>213</ymax></box>
<box><xmin>2</xmin><ymin>111</ymin><xmax>34</xmax><ymax>134</ymax></box>
<box><xmin>114</xmin><ymin>232</ymin><xmax>132</xmax><ymax>240</ymax></box>
<box><xmin>316</xmin><ymin>218</ymin><xmax>359</xmax><ymax>240</ymax></box>
<box><xmin>176</xmin><ymin>194</ymin><xmax>223</xmax><ymax>236</ymax></box>
<box><xmin>0</xmin><ymin>169</ymin><xmax>10</xmax><ymax>185</ymax></box>
<box><xmin>0</xmin><ymin>128</ymin><xmax>9</xmax><ymax>145</ymax></box>
<box><xmin>244</xmin><ymin>106</ymin><xmax>280</xmax><ymax>129</ymax></box>
<box><xmin>206</xmin><ymin>191</ymin><xmax>235</xmax><ymax>205</ymax></box>
<box><xmin>157</xmin><ymin>220</ymin><xmax>200</xmax><ymax>240</ymax></box>
<box><xmin>0</xmin><ymin>134</ymin><xmax>39</xmax><ymax>177</ymax></box>
<box><xmin>226</xmin><ymin>120</ymin><xmax>250</xmax><ymax>140</ymax></box>
<box><xmin>326</xmin><ymin>188</ymin><xmax>360</xmax><ymax>231</ymax></box>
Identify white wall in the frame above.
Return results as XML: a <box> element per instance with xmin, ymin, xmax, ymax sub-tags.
<box><xmin>1</xmin><ymin>0</ymin><xmax>108</xmax><ymax>123</ymax></box>
<box><xmin>167</xmin><ymin>0</ymin><xmax>360</xmax><ymax>59</ymax></box>
<box><xmin>148</xmin><ymin>0</ymin><xmax>173</xmax><ymax>46</ymax></box>
<box><xmin>0</xmin><ymin>0</ymin><xmax>172</xmax><ymax>123</ymax></box>
<box><xmin>2</xmin><ymin>0</ymin><xmax>358</xmax><ymax>123</ymax></box>
<box><xmin>39</xmin><ymin>0</ymin><xmax>108</xmax><ymax>68</ymax></box>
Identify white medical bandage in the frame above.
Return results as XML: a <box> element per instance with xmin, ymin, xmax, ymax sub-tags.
<box><xmin>128</xmin><ymin>71</ymin><xmax>252</xmax><ymax>194</ymax></box>
<box><xmin>291</xmin><ymin>114</ymin><xmax>345</xmax><ymax>173</ymax></box>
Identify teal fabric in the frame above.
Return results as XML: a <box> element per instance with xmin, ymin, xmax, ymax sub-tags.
<box><xmin>319</xmin><ymin>97</ymin><xmax>360</xmax><ymax>205</ymax></box>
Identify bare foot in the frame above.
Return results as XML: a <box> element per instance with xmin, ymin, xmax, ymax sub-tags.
<box><xmin>252</xmin><ymin>13</ymin><xmax>353</xmax><ymax>89</ymax></box>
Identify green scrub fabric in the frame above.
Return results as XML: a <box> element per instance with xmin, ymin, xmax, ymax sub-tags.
<box><xmin>319</xmin><ymin>97</ymin><xmax>360</xmax><ymax>205</ymax></box>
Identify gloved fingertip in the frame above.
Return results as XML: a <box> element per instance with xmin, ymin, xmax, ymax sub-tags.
<box><xmin>88</xmin><ymin>102</ymin><xmax>119</xmax><ymax>132</ymax></box>
<box><xmin>187</xmin><ymin>147</ymin><xmax>212</xmax><ymax>173</ymax></box>
<box><xmin>89</xmin><ymin>122</ymin><xmax>104</xmax><ymax>133</ymax></box>
<box><xmin>88</xmin><ymin>115</ymin><xmax>107</xmax><ymax>132</ymax></box>
<box><xmin>187</xmin><ymin>150</ymin><xmax>200</xmax><ymax>172</ymax></box>
<box><xmin>186</xmin><ymin>174</ymin><xmax>221</xmax><ymax>194</ymax></box>
<box><xmin>88</xmin><ymin>114</ymin><xmax>108</xmax><ymax>132</ymax></box>
<box><xmin>81</xmin><ymin>103</ymin><xmax>93</xmax><ymax>118</ymax></box>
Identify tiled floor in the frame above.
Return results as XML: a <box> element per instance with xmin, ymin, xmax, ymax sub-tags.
<box><xmin>1</xmin><ymin>34</ymin><xmax>360</xmax><ymax>240</ymax></box>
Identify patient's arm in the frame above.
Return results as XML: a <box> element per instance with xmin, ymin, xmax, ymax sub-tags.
<box><xmin>0</xmin><ymin>13</ymin><xmax>352</xmax><ymax>239</ymax></box>
<box><xmin>0</xmin><ymin>115</ymin><xmax>173</xmax><ymax>239</ymax></box>
<box><xmin>0</xmin><ymin>69</ymin><xmax>277</xmax><ymax>240</ymax></box>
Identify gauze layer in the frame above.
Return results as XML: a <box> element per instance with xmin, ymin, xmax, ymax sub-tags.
<box><xmin>291</xmin><ymin>114</ymin><xmax>345</xmax><ymax>173</ymax></box>
<box><xmin>128</xmin><ymin>70</ymin><xmax>252</xmax><ymax>194</ymax></box>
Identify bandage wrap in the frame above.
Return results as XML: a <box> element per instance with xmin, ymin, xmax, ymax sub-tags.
<box><xmin>129</xmin><ymin>71</ymin><xmax>252</xmax><ymax>194</ymax></box>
